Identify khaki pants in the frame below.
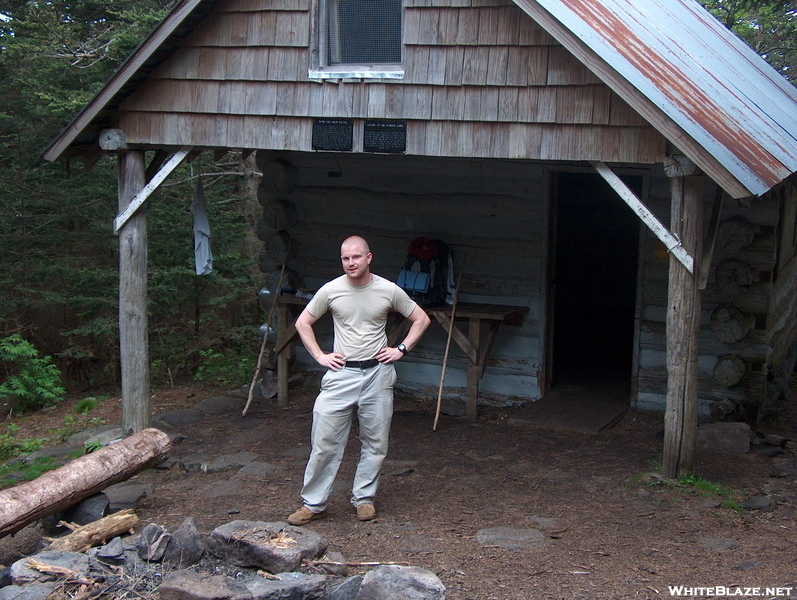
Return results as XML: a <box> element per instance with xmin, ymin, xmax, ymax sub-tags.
<box><xmin>300</xmin><ymin>363</ymin><xmax>397</xmax><ymax>512</ymax></box>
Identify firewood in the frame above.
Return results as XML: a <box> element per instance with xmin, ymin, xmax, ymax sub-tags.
<box><xmin>0</xmin><ymin>428</ymin><xmax>170</xmax><ymax>538</ymax></box>
<box><xmin>44</xmin><ymin>509</ymin><xmax>139</xmax><ymax>553</ymax></box>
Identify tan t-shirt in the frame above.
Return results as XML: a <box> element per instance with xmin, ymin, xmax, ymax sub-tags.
<box><xmin>305</xmin><ymin>274</ymin><xmax>417</xmax><ymax>361</ymax></box>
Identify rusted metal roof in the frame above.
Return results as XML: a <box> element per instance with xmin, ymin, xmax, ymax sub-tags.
<box><xmin>516</xmin><ymin>0</ymin><xmax>797</xmax><ymax>198</ymax></box>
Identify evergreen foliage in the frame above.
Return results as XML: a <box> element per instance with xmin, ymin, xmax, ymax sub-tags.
<box><xmin>0</xmin><ymin>334</ymin><xmax>66</xmax><ymax>411</ymax></box>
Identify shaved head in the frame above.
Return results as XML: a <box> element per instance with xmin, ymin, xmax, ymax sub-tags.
<box><xmin>341</xmin><ymin>235</ymin><xmax>370</xmax><ymax>254</ymax></box>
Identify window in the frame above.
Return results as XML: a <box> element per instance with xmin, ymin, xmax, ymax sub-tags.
<box><xmin>310</xmin><ymin>0</ymin><xmax>403</xmax><ymax>79</ymax></box>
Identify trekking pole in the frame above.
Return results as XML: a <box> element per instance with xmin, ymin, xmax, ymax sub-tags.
<box><xmin>433</xmin><ymin>255</ymin><xmax>465</xmax><ymax>431</ymax></box>
<box><xmin>242</xmin><ymin>239</ymin><xmax>292</xmax><ymax>417</ymax></box>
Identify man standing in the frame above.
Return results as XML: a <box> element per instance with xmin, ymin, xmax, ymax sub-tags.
<box><xmin>288</xmin><ymin>235</ymin><xmax>431</xmax><ymax>525</ymax></box>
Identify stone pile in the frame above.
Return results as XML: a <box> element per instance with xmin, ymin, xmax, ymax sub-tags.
<box><xmin>0</xmin><ymin>518</ymin><xmax>446</xmax><ymax>600</ymax></box>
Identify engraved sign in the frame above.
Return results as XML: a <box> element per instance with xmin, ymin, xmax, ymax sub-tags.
<box><xmin>312</xmin><ymin>119</ymin><xmax>353</xmax><ymax>151</ymax></box>
<box><xmin>363</xmin><ymin>120</ymin><xmax>406</xmax><ymax>154</ymax></box>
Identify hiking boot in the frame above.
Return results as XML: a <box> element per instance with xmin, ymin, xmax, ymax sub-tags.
<box><xmin>288</xmin><ymin>507</ymin><xmax>327</xmax><ymax>526</ymax></box>
<box><xmin>356</xmin><ymin>503</ymin><xmax>376</xmax><ymax>521</ymax></box>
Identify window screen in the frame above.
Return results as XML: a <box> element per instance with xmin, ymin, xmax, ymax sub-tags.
<box><xmin>326</xmin><ymin>0</ymin><xmax>402</xmax><ymax>65</ymax></box>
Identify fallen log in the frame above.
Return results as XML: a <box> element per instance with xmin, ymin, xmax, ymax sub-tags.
<box><xmin>44</xmin><ymin>509</ymin><xmax>139</xmax><ymax>553</ymax></box>
<box><xmin>0</xmin><ymin>427</ymin><xmax>170</xmax><ymax>538</ymax></box>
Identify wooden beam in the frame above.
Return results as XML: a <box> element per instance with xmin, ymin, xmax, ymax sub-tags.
<box><xmin>593</xmin><ymin>161</ymin><xmax>694</xmax><ymax>273</ymax></box>
<box><xmin>663</xmin><ymin>173</ymin><xmax>705</xmax><ymax>479</ymax></box>
<box><xmin>118</xmin><ymin>151</ymin><xmax>150</xmax><ymax>436</ymax></box>
<box><xmin>114</xmin><ymin>147</ymin><xmax>191</xmax><ymax>233</ymax></box>
<box><xmin>698</xmin><ymin>187</ymin><xmax>725</xmax><ymax>290</ymax></box>
<box><xmin>145</xmin><ymin>150</ymin><xmax>169</xmax><ymax>183</ymax></box>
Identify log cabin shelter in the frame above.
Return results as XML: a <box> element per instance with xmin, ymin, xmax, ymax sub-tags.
<box><xmin>44</xmin><ymin>0</ymin><xmax>797</xmax><ymax>473</ymax></box>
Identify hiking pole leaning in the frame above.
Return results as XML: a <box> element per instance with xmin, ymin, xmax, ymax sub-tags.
<box><xmin>433</xmin><ymin>256</ymin><xmax>465</xmax><ymax>431</ymax></box>
<box><xmin>242</xmin><ymin>239</ymin><xmax>292</xmax><ymax>417</ymax></box>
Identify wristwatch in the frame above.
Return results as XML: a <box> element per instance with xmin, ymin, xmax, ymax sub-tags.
<box><xmin>397</xmin><ymin>343</ymin><xmax>408</xmax><ymax>355</ymax></box>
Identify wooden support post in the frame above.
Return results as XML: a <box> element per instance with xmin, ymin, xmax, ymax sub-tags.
<box><xmin>118</xmin><ymin>151</ymin><xmax>150</xmax><ymax>436</ymax></box>
<box><xmin>277</xmin><ymin>302</ymin><xmax>290</xmax><ymax>407</ymax></box>
<box><xmin>662</xmin><ymin>169</ymin><xmax>705</xmax><ymax>479</ymax></box>
<box><xmin>466</xmin><ymin>318</ymin><xmax>481</xmax><ymax>419</ymax></box>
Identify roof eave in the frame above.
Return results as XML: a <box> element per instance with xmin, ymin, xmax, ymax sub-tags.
<box><xmin>42</xmin><ymin>0</ymin><xmax>208</xmax><ymax>162</ymax></box>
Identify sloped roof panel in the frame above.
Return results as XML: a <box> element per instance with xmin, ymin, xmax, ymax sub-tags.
<box><xmin>531</xmin><ymin>0</ymin><xmax>797</xmax><ymax>197</ymax></box>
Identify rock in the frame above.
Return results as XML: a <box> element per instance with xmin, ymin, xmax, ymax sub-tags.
<box><xmin>103</xmin><ymin>482</ymin><xmax>151</xmax><ymax>512</ymax></box>
<box><xmin>159</xmin><ymin>570</ymin><xmax>251</xmax><ymax>600</ymax></box>
<box><xmin>194</xmin><ymin>396</ymin><xmax>246</xmax><ymax>416</ymax></box>
<box><xmin>92</xmin><ymin>536</ymin><xmax>125</xmax><ymax>564</ymax></box>
<box><xmin>244</xmin><ymin>572</ymin><xmax>326</xmax><ymax>599</ymax></box>
<box><xmin>318</xmin><ymin>551</ymin><xmax>348</xmax><ymax>576</ymax></box>
<box><xmin>151</xmin><ymin>408</ymin><xmax>206</xmax><ymax>431</ymax></box>
<box><xmin>180</xmin><ymin>452</ymin><xmax>256</xmax><ymax>473</ymax></box>
<box><xmin>751</xmin><ymin>445</ymin><xmax>785</xmax><ymax>457</ymax></box>
<box><xmin>355</xmin><ymin>565</ymin><xmax>446</xmax><ymax>600</ymax></box>
<box><xmin>697</xmin><ymin>422</ymin><xmax>752</xmax><ymax>454</ymax></box>
<box><xmin>740</xmin><ymin>496</ymin><xmax>777</xmax><ymax>511</ymax></box>
<box><xmin>207</xmin><ymin>521</ymin><xmax>327</xmax><ymax>574</ymax></box>
<box><xmin>163</xmin><ymin>517</ymin><xmax>206</xmax><ymax>568</ymax></box>
<box><xmin>138</xmin><ymin>523</ymin><xmax>171</xmax><ymax>562</ymax></box>
<box><xmin>328</xmin><ymin>575</ymin><xmax>363</xmax><ymax>600</ymax></box>
<box><xmin>66</xmin><ymin>426</ymin><xmax>125</xmax><ymax>448</ymax></box>
<box><xmin>64</xmin><ymin>493</ymin><xmax>110</xmax><ymax>526</ymax></box>
<box><xmin>527</xmin><ymin>516</ymin><xmax>567</xmax><ymax>534</ymax></box>
<box><xmin>0</xmin><ymin>584</ymin><xmax>58</xmax><ymax>600</ymax></box>
<box><xmin>475</xmin><ymin>527</ymin><xmax>548</xmax><ymax>550</ymax></box>
<box><xmin>9</xmin><ymin>551</ymin><xmax>89</xmax><ymax>585</ymax></box>
<box><xmin>699</xmin><ymin>537</ymin><xmax>739</xmax><ymax>551</ymax></box>
<box><xmin>761</xmin><ymin>434</ymin><xmax>787</xmax><ymax>447</ymax></box>
<box><xmin>234</xmin><ymin>462</ymin><xmax>288</xmax><ymax>479</ymax></box>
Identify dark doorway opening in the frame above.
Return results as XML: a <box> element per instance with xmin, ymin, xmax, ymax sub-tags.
<box><xmin>551</xmin><ymin>172</ymin><xmax>641</xmax><ymax>391</ymax></box>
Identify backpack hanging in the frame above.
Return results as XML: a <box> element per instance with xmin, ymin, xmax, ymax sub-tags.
<box><xmin>397</xmin><ymin>237</ymin><xmax>454</xmax><ymax>307</ymax></box>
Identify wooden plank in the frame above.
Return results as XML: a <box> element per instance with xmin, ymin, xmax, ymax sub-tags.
<box><xmin>462</xmin><ymin>46</ymin><xmax>489</xmax><ymax>85</ymax></box>
<box><xmin>385</xmin><ymin>85</ymin><xmax>405</xmax><ymax>118</ymax></box>
<box><xmin>536</xmin><ymin>87</ymin><xmax>556</xmax><ymax>122</ymax></box>
<box><xmin>456</xmin><ymin>8</ymin><xmax>480</xmax><ymax>45</ymax></box>
<box><xmin>427</xmin><ymin>47</ymin><xmax>447</xmax><ymax>85</ymax></box>
<box><xmin>444</xmin><ymin>46</ymin><xmax>465</xmax><ymax>85</ymax></box>
<box><xmin>485</xmin><ymin>46</ymin><xmax>508</xmax><ymax>86</ymax></box>
<box><xmin>245</xmin><ymin>81</ymin><xmax>278</xmax><ymax>115</ymax></box>
<box><xmin>505</xmin><ymin>47</ymin><xmax>528</xmax><ymax>86</ymax></box>
<box><xmin>515</xmin><ymin>88</ymin><xmax>539</xmax><ymax>122</ymax></box>
<box><xmin>480</xmin><ymin>88</ymin><xmax>499</xmax><ymax>121</ymax></box>
<box><xmin>592</xmin><ymin>85</ymin><xmax>611</xmax><ymax>124</ymax></box>
<box><xmin>403</xmin><ymin>8</ymin><xmax>422</xmax><ymax>45</ymax></box>
<box><xmin>466</xmin><ymin>318</ymin><xmax>481</xmax><ymax>418</ymax></box>
<box><xmin>593</xmin><ymin>161</ymin><xmax>694</xmax><ymax>273</ymax></box>
<box><xmin>197</xmin><ymin>48</ymin><xmax>226</xmax><ymax>80</ymax></box>
<box><xmin>407</xmin><ymin>46</ymin><xmax>430</xmax><ymax>84</ymax></box>
<box><xmin>477</xmin><ymin>7</ymin><xmax>500</xmax><ymax>45</ymax></box>
<box><xmin>250</xmin><ymin>11</ymin><xmax>278</xmax><ymax>45</ymax></box>
<box><xmin>463</xmin><ymin>87</ymin><xmax>482</xmax><ymax>120</ymax></box>
<box><xmin>527</xmin><ymin>46</ymin><xmax>549</xmax><ymax>85</ymax></box>
<box><xmin>436</xmin><ymin>8</ymin><xmax>460</xmax><ymax>44</ymax></box>
<box><xmin>404</xmin><ymin>86</ymin><xmax>434</xmax><ymax>120</ymax></box>
<box><xmin>495</xmin><ymin>6</ymin><xmax>520</xmax><ymax>44</ymax></box>
<box><xmin>497</xmin><ymin>87</ymin><xmax>519</xmax><ymax>121</ymax></box>
<box><xmin>115</xmin><ymin>147</ymin><xmax>191</xmax><ymax>234</ymax></box>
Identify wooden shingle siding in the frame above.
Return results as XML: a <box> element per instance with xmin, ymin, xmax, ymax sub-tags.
<box><xmin>120</xmin><ymin>0</ymin><xmax>666</xmax><ymax>163</ymax></box>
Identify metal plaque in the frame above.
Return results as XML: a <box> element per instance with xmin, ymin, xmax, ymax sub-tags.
<box><xmin>312</xmin><ymin>118</ymin><xmax>353</xmax><ymax>151</ymax></box>
<box><xmin>363</xmin><ymin>120</ymin><xmax>406</xmax><ymax>154</ymax></box>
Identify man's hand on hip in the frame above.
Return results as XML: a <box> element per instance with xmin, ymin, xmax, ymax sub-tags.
<box><xmin>376</xmin><ymin>346</ymin><xmax>403</xmax><ymax>364</ymax></box>
<box><xmin>317</xmin><ymin>352</ymin><xmax>345</xmax><ymax>371</ymax></box>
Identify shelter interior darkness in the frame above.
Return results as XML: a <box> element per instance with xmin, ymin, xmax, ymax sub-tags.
<box><xmin>551</xmin><ymin>172</ymin><xmax>642</xmax><ymax>391</ymax></box>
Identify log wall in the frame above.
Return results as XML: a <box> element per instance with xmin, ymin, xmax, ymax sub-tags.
<box><xmin>636</xmin><ymin>170</ymin><xmax>780</xmax><ymax>415</ymax></box>
<box><xmin>118</xmin><ymin>0</ymin><xmax>667</xmax><ymax>163</ymax></box>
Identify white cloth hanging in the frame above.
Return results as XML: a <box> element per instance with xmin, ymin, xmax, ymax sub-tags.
<box><xmin>190</xmin><ymin>174</ymin><xmax>213</xmax><ymax>275</ymax></box>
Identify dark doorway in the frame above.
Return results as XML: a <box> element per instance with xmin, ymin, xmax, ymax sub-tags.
<box><xmin>550</xmin><ymin>172</ymin><xmax>641</xmax><ymax>390</ymax></box>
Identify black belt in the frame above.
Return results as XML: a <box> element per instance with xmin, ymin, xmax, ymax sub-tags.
<box><xmin>344</xmin><ymin>359</ymin><xmax>380</xmax><ymax>369</ymax></box>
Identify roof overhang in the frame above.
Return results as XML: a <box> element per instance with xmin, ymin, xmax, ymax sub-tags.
<box><xmin>513</xmin><ymin>0</ymin><xmax>797</xmax><ymax>199</ymax></box>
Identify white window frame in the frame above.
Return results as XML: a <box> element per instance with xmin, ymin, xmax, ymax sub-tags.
<box><xmin>309</xmin><ymin>0</ymin><xmax>404</xmax><ymax>80</ymax></box>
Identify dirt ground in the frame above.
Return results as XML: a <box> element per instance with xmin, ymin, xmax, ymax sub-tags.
<box><xmin>3</xmin><ymin>376</ymin><xmax>797</xmax><ymax>600</ymax></box>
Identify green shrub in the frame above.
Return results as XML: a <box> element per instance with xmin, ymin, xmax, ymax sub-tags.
<box><xmin>74</xmin><ymin>397</ymin><xmax>100</xmax><ymax>414</ymax></box>
<box><xmin>0</xmin><ymin>335</ymin><xmax>66</xmax><ymax>412</ymax></box>
<box><xmin>0</xmin><ymin>424</ymin><xmax>46</xmax><ymax>462</ymax></box>
<box><xmin>194</xmin><ymin>347</ymin><xmax>255</xmax><ymax>387</ymax></box>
